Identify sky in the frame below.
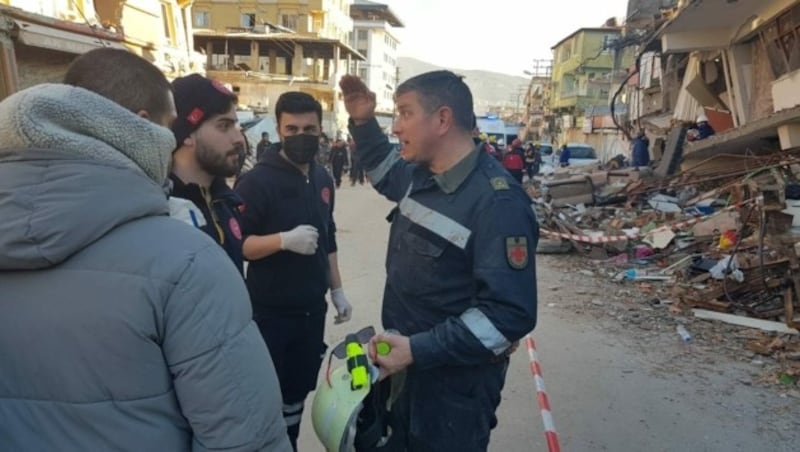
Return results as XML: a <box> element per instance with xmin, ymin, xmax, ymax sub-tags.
<box><xmin>380</xmin><ymin>0</ymin><xmax>630</xmax><ymax>77</ymax></box>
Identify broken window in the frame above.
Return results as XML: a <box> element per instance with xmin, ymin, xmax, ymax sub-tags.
<box><xmin>760</xmin><ymin>5</ymin><xmax>800</xmax><ymax>78</ymax></box>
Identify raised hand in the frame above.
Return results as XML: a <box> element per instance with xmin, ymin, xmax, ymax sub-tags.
<box><xmin>339</xmin><ymin>75</ymin><xmax>377</xmax><ymax>125</ymax></box>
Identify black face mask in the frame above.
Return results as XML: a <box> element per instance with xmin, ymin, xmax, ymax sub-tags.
<box><xmin>283</xmin><ymin>134</ymin><xmax>320</xmax><ymax>165</ymax></box>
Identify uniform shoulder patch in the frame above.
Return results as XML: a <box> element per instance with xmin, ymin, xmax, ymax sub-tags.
<box><xmin>490</xmin><ymin>177</ymin><xmax>510</xmax><ymax>191</ymax></box>
<box><xmin>506</xmin><ymin>236</ymin><xmax>529</xmax><ymax>270</ymax></box>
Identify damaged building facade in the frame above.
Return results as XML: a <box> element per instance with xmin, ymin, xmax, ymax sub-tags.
<box><xmin>532</xmin><ymin>0</ymin><xmax>800</xmax><ymax>333</ymax></box>
<box><xmin>629</xmin><ymin>0</ymin><xmax>800</xmax><ymax>172</ymax></box>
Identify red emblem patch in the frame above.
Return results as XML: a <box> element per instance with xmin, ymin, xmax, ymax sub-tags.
<box><xmin>506</xmin><ymin>237</ymin><xmax>529</xmax><ymax>270</ymax></box>
<box><xmin>229</xmin><ymin>218</ymin><xmax>242</xmax><ymax>241</ymax></box>
<box><xmin>321</xmin><ymin>187</ymin><xmax>331</xmax><ymax>205</ymax></box>
<box><xmin>187</xmin><ymin>107</ymin><xmax>204</xmax><ymax>125</ymax></box>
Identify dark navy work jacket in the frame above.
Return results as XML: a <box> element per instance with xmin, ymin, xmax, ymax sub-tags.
<box><xmin>234</xmin><ymin>147</ymin><xmax>336</xmax><ymax>317</ymax></box>
<box><xmin>349</xmin><ymin>118</ymin><xmax>539</xmax><ymax>370</ymax></box>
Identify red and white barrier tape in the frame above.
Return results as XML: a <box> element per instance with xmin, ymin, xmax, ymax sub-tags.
<box><xmin>525</xmin><ymin>334</ymin><xmax>561</xmax><ymax>452</ymax></box>
<box><xmin>540</xmin><ymin>198</ymin><xmax>759</xmax><ymax>244</ymax></box>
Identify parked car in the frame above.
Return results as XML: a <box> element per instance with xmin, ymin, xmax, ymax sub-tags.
<box><xmin>540</xmin><ymin>143</ymin><xmax>599</xmax><ymax>174</ymax></box>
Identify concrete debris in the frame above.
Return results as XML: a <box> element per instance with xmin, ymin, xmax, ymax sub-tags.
<box><xmin>528</xmin><ymin>150</ymin><xmax>800</xmax><ymax>370</ymax></box>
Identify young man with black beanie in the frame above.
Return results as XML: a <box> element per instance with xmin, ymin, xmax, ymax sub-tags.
<box><xmin>169</xmin><ymin>74</ymin><xmax>246</xmax><ymax>273</ymax></box>
<box><xmin>235</xmin><ymin>91</ymin><xmax>352</xmax><ymax>450</ymax></box>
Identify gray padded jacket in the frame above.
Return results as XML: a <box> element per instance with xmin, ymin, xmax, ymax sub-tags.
<box><xmin>0</xmin><ymin>84</ymin><xmax>291</xmax><ymax>452</ymax></box>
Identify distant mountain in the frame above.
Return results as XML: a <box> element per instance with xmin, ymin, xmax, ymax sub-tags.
<box><xmin>397</xmin><ymin>57</ymin><xmax>529</xmax><ymax>112</ymax></box>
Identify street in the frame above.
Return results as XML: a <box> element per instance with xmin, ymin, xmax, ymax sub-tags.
<box><xmin>297</xmin><ymin>182</ymin><xmax>800</xmax><ymax>452</ymax></box>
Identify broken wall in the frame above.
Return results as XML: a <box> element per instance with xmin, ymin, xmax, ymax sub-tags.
<box><xmin>750</xmin><ymin>41</ymin><xmax>776</xmax><ymax>122</ymax></box>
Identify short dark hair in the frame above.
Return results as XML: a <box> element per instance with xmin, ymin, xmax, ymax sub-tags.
<box><xmin>64</xmin><ymin>47</ymin><xmax>172</xmax><ymax>119</ymax></box>
<box><xmin>396</xmin><ymin>70</ymin><xmax>474</xmax><ymax>132</ymax></box>
<box><xmin>275</xmin><ymin>91</ymin><xmax>322</xmax><ymax>125</ymax></box>
<box><xmin>262</xmin><ymin>132</ymin><xmax>269</xmax><ymax>138</ymax></box>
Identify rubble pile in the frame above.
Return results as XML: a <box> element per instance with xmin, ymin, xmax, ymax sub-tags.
<box><xmin>531</xmin><ymin>150</ymin><xmax>800</xmax><ymax>334</ymax></box>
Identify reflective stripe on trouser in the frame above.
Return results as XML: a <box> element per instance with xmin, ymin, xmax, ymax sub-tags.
<box><xmin>283</xmin><ymin>401</ymin><xmax>304</xmax><ymax>427</ymax></box>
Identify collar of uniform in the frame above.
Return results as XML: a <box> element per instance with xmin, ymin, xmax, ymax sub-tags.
<box><xmin>169</xmin><ymin>173</ymin><xmax>241</xmax><ymax>206</ymax></box>
<box><xmin>432</xmin><ymin>145</ymin><xmax>480</xmax><ymax>194</ymax></box>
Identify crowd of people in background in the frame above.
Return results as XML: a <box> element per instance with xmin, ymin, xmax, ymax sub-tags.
<box><xmin>472</xmin><ymin>129</ymin><xmax>545</xmax><ymax>183</ymax></box>
<box><xmin>246</xmin><ymin>129</ymin><xmax>366</xmax><ymax>189</ymax></box>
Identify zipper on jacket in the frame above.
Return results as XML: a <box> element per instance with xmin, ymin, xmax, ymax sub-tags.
<box><xmin>201</xmin><ymin>186</ymin><xmax>225</xmax><ymax>244</ymax></box>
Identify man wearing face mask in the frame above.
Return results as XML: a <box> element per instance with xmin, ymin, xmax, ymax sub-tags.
<box><xmin>234</xmin><ymin>91</ymin><xmax>352</xmax><ymax>450</ymax></box>
<box><xmin>169</xmin><ymin>74</ymin><xmax>246</xmax><ymax>273</ymax></box>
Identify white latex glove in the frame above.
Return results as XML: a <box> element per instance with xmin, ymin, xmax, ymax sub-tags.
<box><xmin>279</xmin><ymin>225</ymin><xmax>319</xmax><ymax>255</ymax></box>
<box><xmin>330</xmin><ymin>288</ymin><xmax>352</xmax><ymax>324</ymax></box>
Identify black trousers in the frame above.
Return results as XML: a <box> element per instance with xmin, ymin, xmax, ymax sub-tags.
<box><xmin>350</xmin><ymin>161</ymin><xmax>365</xmax><ymax>185</ymax></box>
<box><xmin>360</xmin><ymin>360</ymin><xmax>509</xmax><ymax>452</ymax></box>
<box><xmin>332</xmin><ymin>163</ymin><xmax>345</xmax><ymax>187</ymax></box>
<box><xmin>256</xmin><ymin>310</ymin><xmax>327</xmax><ymax>451</ymax></box>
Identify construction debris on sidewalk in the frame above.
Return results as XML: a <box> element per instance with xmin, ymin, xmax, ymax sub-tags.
<box><xmin>530</xmin><ymin>149</ymin><xmax>800</xmax><ymax>335</ymax></box>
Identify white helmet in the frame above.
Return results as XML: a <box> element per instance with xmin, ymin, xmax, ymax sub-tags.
<box><xmin>311</xmin><ymin>329</ymin><xmax>402</xmax><ymax>451</ymax></box>
<box><xmin>311</xmin><ymin>356</ymin><xmax>372</xmax><ymax>451</ymax></box>
<box><xmin>697</xmin><ymin>114</ymin><xmax>709</xmax><ymax>123</ymax></box>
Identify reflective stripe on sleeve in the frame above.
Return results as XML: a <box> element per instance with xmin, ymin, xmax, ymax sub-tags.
<box><xmin>367</xmin><ymin>150</ymin><xmax>402</xmax><ymax>185</ymax></box>
<box><xmin>460</xmin><ymin>307</ymin><xmax>511</xmax><ymax>355</ymax></box>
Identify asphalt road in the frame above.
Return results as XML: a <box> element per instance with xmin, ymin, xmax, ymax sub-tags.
<box><xmin>298</xmin><ymin>182</ymin><xmax>799</xmax><ymax>452</ymax></box>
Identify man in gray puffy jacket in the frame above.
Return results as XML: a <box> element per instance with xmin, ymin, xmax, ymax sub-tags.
<box><xmin>0</xmin><ymin>48</ymin><xmax>291</xmax><ymax>452</ymax></box>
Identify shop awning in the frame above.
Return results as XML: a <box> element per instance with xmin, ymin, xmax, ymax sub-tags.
<box><xmin>14</xmin><ymin>20</ymin><xmax>125</xmax><ymax>54</ymax></box>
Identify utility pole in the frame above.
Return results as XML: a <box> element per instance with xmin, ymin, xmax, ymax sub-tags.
<box><xmin>513</xmin><ymin>86</ymin><xmax>527</xmax><ymax>124</ymax></box>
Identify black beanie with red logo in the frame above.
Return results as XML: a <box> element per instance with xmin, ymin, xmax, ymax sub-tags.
<box><xmin>171</xmin><ymin>74</ymin><xmax>237</xmax><ymax>149</ymax></box>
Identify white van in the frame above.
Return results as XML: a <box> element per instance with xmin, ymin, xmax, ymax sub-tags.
<box><xmin>476</xmin><ymin>114</ymin><xmax>507</xmax><ymax>144</ymax></box>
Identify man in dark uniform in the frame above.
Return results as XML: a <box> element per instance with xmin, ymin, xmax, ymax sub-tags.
<box><xmin>330</xmin><ymin>137</ymin><xmax>350</xmax><ymax>188</ymax></box>
<box><xmin>631</xmin><ymin>130</ymin><xmax>650</xmax><ymax>167</ymax></box>
<box><xmin>256</xmin><ymin>132</ymin><xmax>272</xmax><ymax>161</ymax></box>
<box><xmin>340</xmin><ymin>71</ymin><xmax>539</xmax><ymax>451</ymax></box>
<box><xmin>348</xmin><ymin>136</ymin><xmax>366</xmax><ymax>185</ymax></box>
<box><xmin>234</xmin><ymin>91</ymin><xmax>352</xmax><ymax>451</ymax></box>
<box><xmin>169</xmin><ymin>74</ymin><xmax>246</xmax><ymax>273</ymax></box>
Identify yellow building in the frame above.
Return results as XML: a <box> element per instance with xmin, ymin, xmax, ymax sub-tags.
<box><xmin>95</xmin><ymin>0</ymin><xmax>204</xmax><ymax>77</ymax></box>
<box><xmin>192</xmin><ymin>0</ymin><xmax>353</xmax><ymax>43</ymax></box>
<box><xmin>550</xmin><ymin>27</ymin><xmax>624</xmax><ymax>116</ymax></box>
<box><xmin>191</xmin><ymin>0</ymin><xmax>364</xmax><ymax>132</ymax></box>
<box><xmin>0</xmin><ymin>0</ymin><xmax>200</xmax><ymax>101</ymax></box>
